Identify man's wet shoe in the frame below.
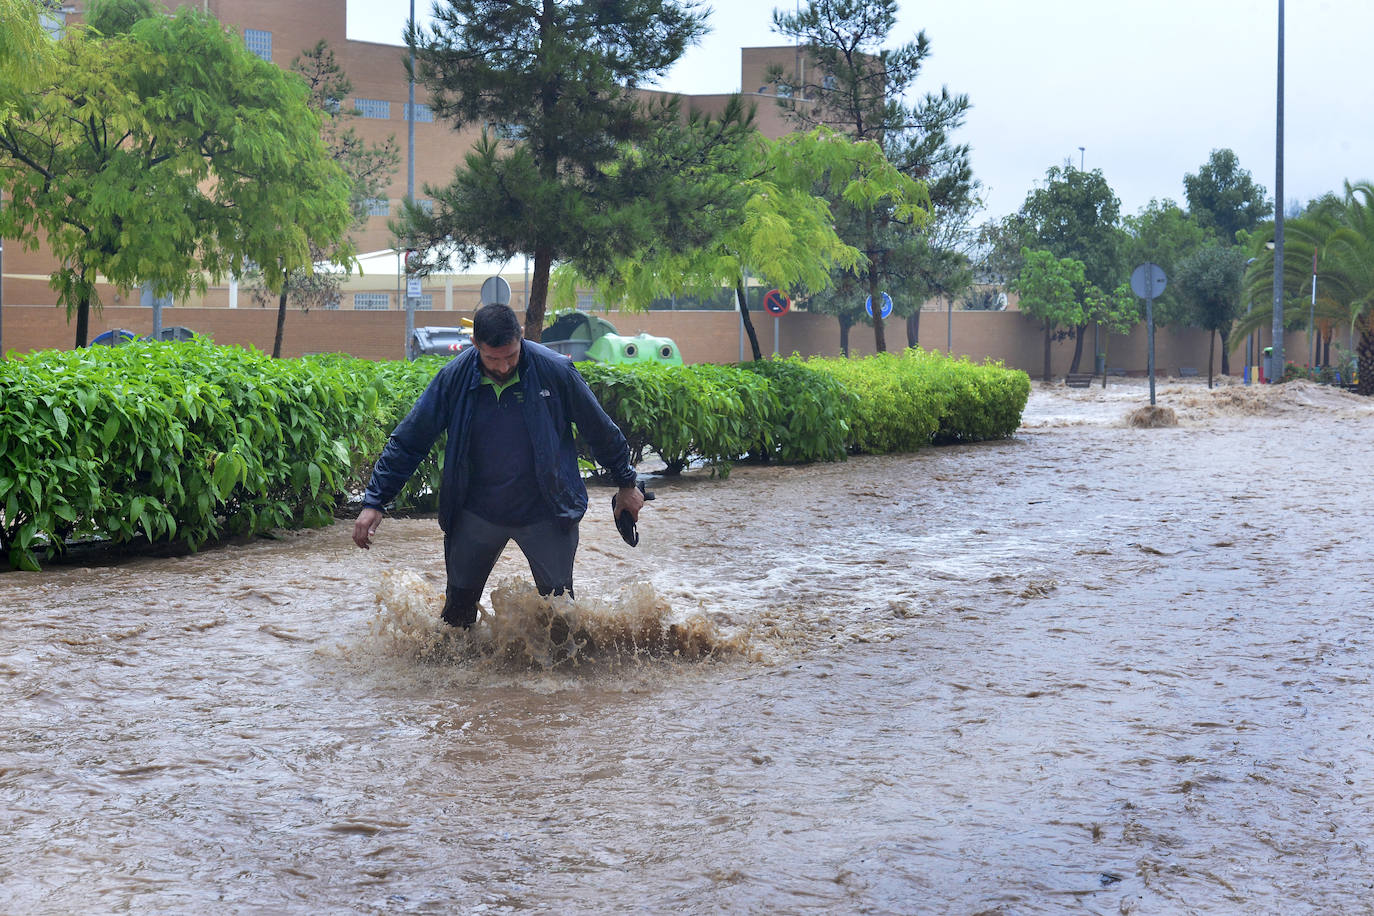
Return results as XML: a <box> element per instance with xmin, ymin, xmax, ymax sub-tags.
<box><xmin>441</xmin><ymin>596</ymin><xmax>478</xmax><ymax>629</ymax></box>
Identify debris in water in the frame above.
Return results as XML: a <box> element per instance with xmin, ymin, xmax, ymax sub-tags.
<box><xmin>1127</xmin><ymin>405</ymin><xmax>1177</xmax><ymax>428</ymax></box>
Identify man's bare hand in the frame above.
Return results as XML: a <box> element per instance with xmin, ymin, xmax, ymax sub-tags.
<box><xmin>353</xmin><ymin>507</ymin><xmax>384</xmax><ymax>549</ymax></box>
<box><xmin>613</xmin><ymin>484</ymin><xmax>645</xmax><ymax>522</ymax></box>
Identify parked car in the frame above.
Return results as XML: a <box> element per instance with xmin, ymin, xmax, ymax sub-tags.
<box><xmin>409</xmin><ymin>323</ymin><xmax>474</xmax><ymax>360</ymax></box>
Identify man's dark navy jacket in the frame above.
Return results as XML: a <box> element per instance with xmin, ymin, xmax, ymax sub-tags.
<box><xmin>361</xmin><ymin>340</ymin><xmax>637</xmax><ymax>532</ymax></box>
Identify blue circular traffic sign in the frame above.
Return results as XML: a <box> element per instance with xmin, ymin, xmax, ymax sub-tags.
<box><xmin>865</xmin><ymin>292</ymin><xmax>893</xmax><ymax>319</ymax></box>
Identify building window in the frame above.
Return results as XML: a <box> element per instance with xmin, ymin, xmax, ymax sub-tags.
<box><xmin>244</xmin><ymin>29</ymin><xmax>272</xmax><ymax>62</ymax></box>
<box><xmin>403</xmin><ymin>102</ymin><xmax>434</xmax><ymax>123</ymax></box>
<box><xmin>354</xmin><ymin>98</ymin><xmax>391</xmax><ymax>120</ymax></box>
<box><xmin>822</xmin><ymin>74</ymin><xmax>838</xmax><ymax>91</ymax></box>
<box><xmin>319</xmin><ymin>296</ymin><xmax>341</xmax><ymax>311</ymax></box>
<box><xmin>418</xmin><ymin>199</ymin><xmax>434</xmax><ymax>215</ymax></box>
<box><xmin>412</xmin><ymin>294</ymin><xmax>433</xmax><ymax>311</ymax></box>
<box><xmin>364</xmin><ymin>197</ymin><xmax>389</xmax><ymax>217</ymax></box>
<box><xmin>39</xmin><ymin>10</ymin><xmax>66</xmax><ymax>39</ymax></box>
<box><xmin>354</xmin><ymin>293</ymin><xmax>390</xmax><ymax>311</ymax></box>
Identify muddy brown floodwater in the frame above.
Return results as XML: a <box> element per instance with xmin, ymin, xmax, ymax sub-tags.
<box><xmin>3</xmin><ymin>378</ymin><xmax>1373</xmax><ymax>914</ymax></box>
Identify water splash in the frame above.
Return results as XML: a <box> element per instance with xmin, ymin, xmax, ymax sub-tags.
<box><xmin>368</xmin><ymin>569</ymin><xmax>754</xmax><ymax>670</ymax></box>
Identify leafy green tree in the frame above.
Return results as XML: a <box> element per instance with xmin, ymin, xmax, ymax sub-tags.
<box><xmin>1083</xmin><ymin>281</ymin><xmax>1137</xmax><ymax>387</ymax></box>
<box><xmin>0</xmin><ymin>8</ymin><xmax>353</xmax><ymax>347</ymax></box>
<box><xmin>971</xmin><ymin>213</ymin><xmax>1030</xmax><ymax>300</ymax></box>
<box><xmin>401</xmin><ymin>0</ymin><xmax>706</xmax><ymax>340</ymax></box>
<box><xmin>1174</xmin><ymin>245</ymin><xmax>1249</xmax><ymax>383</ymax></box>
<box><xmin>551</xmin><ymin>125</ymin><xmax>919</xmax><ymax>362</ymax></box>
<box><xmin>1123</xmin><ymin>198</ymin><xmax>1209</xmax><ymax>327</ymax></box>
<box><xmin>1238</xmin><ymin>181</ymin><xmax>1374</xmax><ymax>391</ymax></box>
<box><xmin>247</xmin><ymin>40</ymin><xmax>399</xmax><ymax>357</ymax></box>
<box><xmin>770</xmin><ymin>0</ymin><xmax>948</xmax><ymax>353</ymax></box>
<box><xmin>1010</xmin><ymin>248</ymin><xmax>1086</xmax><ymax>382</ymax></box>
<box><xmin>85</xmin><ymin>0</ymin><xmax>158</xmax><ymax>35</ymax></box>
<box><xmin>879</xmin><ymin>90</ymin><xmax>980</xmax><ymax>350</ymax></box>
<box><xmin>1017</xmin><ymin>164</ymin><xmax>1126</xmax><ymax>372</ymax></box>
<box><xmin>1184</xmin><ymin>148</ymin><xmax>1272</xmax><ymax>246</ymax></box>
<box><xmin>0</xmin><ymin>0</ymin><xmax>55</xmax><ymax>111</ymax></box>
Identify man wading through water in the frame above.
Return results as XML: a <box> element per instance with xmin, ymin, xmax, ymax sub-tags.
<box><xmin>352</xmin><ymin>303</ymin><xmax>645</xmax><ymax>628</ymax></box>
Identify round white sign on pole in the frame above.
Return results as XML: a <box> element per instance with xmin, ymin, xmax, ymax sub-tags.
<box><xmin>1130</xmin><ymin>263</ymin><xmax>1167</xmax><ymax>300</ymax></box>
<box><xmin>480</xmin><ymin>276</ymin><xmax>512</xmax><ymax>306</ymax></box>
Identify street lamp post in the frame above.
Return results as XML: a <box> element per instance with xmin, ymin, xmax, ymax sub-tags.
<box><xmin>1245</xmin><ymin>257</ymin><xmax>1257</xmax><ymax>384</ymax></box>
<box><xmin>1309</xmin><ymin>247</ymin><xmax>1318</xmax><ymax>367</ymax></box>
<box><xmin>1270</xmin><ymin>0</ymin><xmax>1285</xmax><ymax>379</ymax></box>
<box><xmin>404</xmin><ymin>0</ymin><xmax>417</xmax><ymax>358</ymax></box>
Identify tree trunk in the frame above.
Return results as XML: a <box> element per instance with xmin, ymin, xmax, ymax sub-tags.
<box><xmin>1043</xmin><ymin>323</ymin><xmax>1052</xmax><ymax>383</ymax></box>
<box><xmin>865</xmin><ymin>213</ymin><xmax>886</xmax><ymax>354</ymax></box>
<box><xmin>839</xmin><ymin>315</ymin><xmax>852</xmax><ymax>358</ymax></box>
<box><xmin>906</xmin><ymin>310</ymin><xmax>920</xmax><ymax>349</ymax></box>
<box><xmin>1207</xmin><ymin>328</ymin><xmax>1216</xmax><ymax>389</ymax></box>
<box><xmin>1357</xmin><ymin>325</ymin><xmax>1374</xmax><ymax>396</ymax></box>
<box><xmin>1068</xmin><ymin>323</ymin><xmax>1086</xmax><ymax>374</ymax></box>
<box><xmin>1219</xmin><ymin>328</ymin><xmax>1232</xmax><ymax>376</ymax></box>
<box><xmin>734</xmin><ymin>279</ymin><xmax>762</xmax><ymax>362</ymax></box>
<box><xmin>523</xmin><ymin>244</ymin><xmax>554</xmax><ymax>341</ymax></box>
<box><xmin>74</xmin><ymin>299</ymin><xmax>90</xmax><ymax>349</ymax></box>
<box><xmin>272</xmin><ymin>282</ymin><xmax>289</xmax><ymax>359</ymax></box>
<box><xmin>870</xmin><ymin>276</ymin><xmax>887</xmax><ymax>353</ymax></box>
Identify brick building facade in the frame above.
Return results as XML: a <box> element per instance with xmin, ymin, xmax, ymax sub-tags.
<box><xmin>2</xmin><ymin>1</ymin><xmax>803</xmax><ymax>317</ymax></box>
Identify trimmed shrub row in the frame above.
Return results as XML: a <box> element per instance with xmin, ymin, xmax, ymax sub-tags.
<box><xmin>0</xmin><ymin>341</ymin><xmax>386</xmax><ymax>570</ymax></box>
<box><xmin>0</xmin><ymin>343</ymin><xmax>1028</xmax><ymax>570</ymax></box>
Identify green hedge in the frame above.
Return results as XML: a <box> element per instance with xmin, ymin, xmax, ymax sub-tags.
<box><xmin>0</xmin><ymin>340</ymin><xmax>388</xmax><ymax>570</ymax></box>
<box><xmin>577</xmin><ymin>362</ymin><xmax>776</xmax><ymax>476</ymax></box>
<box><xmin>0</xmin><ymin>342</ymin><xmax>1028</xmax><ymax>570</ymax></box>
<box><xmin>808</xmin><ymin>349</ymin><xmax>1030</xmax><ymax>452</ymax></box>
<box><xmin>739</xmin><ymin>356</ymin><xmax>852</xmax><ymax>463</ymax></box>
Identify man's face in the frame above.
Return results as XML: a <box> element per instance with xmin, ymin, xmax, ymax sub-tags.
<box><xmin>476</xmin><ymin>338</ymin><xmax>522</xmax><ymax>383</ymax></box>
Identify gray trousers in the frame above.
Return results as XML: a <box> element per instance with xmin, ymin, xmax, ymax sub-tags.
<box><xmin>443</xmin><ymin>509</ymin><xmax>579</xmax><ymax>618</ymax></box>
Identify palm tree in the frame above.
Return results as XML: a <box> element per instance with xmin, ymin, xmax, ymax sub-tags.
<box><xmin>1237</xmin><ymin>181</ymin><xmax>1374</xmax><ymax>393</ymax></box>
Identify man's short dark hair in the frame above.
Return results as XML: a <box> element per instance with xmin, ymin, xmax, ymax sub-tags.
<box><xmin>472</xmin><ymin>303</ymin><xmax>523</xmax><ymax>347</ymax></box>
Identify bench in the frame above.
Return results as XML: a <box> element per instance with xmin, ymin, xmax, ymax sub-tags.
<box><xmin>1177</xmin><ymin>367</ymin><xmax>1200</xmax><ymax>378</ymax></box>
<box><xmin>1065</xmin><ymin>372</ymin><xmax>1095</xmax><ymax>388</ymax></box>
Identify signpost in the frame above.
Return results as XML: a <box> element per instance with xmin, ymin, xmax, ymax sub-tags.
<box><xmin>763</xmin><ymin>289</ymin><xmax>790</xmax><ymax>356</ymax></box>
<box><xmin>762</xmin><ymin>289</ymin><xmax>790</xmax><ymax>316</ymax></box>
<box><xmin>404</xmin><ymin>248</ymin><xmax>419</xmax><ymax>359</ymax></box>
<box><xmin>1130</xmin><ymin>262</ymin><xmax>1167</xmax><ymax>406</ymax></box>
<box><xmin>480</xmin><ymin>276</ymin><xmax>512</xmax><ymax>307</ymax></box>
<box><xmin>865</xmin><ymin>292</ymin><xmax>893</xmax><ymax>320</ymax></box>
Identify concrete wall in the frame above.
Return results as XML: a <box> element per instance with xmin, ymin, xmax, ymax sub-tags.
<box><xmin>0</xmin><ymin>302</ymin><xmax>1306</xmax><ymax>377</ymax></box>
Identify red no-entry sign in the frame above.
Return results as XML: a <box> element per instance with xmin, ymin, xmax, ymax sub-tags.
<box><xmin>763</xmin><ymin>289</ymin><xmax>791</xmax><ymax>316</ymax></box>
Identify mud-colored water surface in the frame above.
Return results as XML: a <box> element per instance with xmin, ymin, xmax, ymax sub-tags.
<box><xmin>3</xmin><ymin>378</ymin><xmax>1372</xmax><ymax>914</ymax></box>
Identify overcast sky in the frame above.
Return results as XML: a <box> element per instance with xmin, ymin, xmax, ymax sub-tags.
<box><xmin>348</xmin><ymin>0</ymin><xmax>1373</xmax><ymax>223</ymax></box>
